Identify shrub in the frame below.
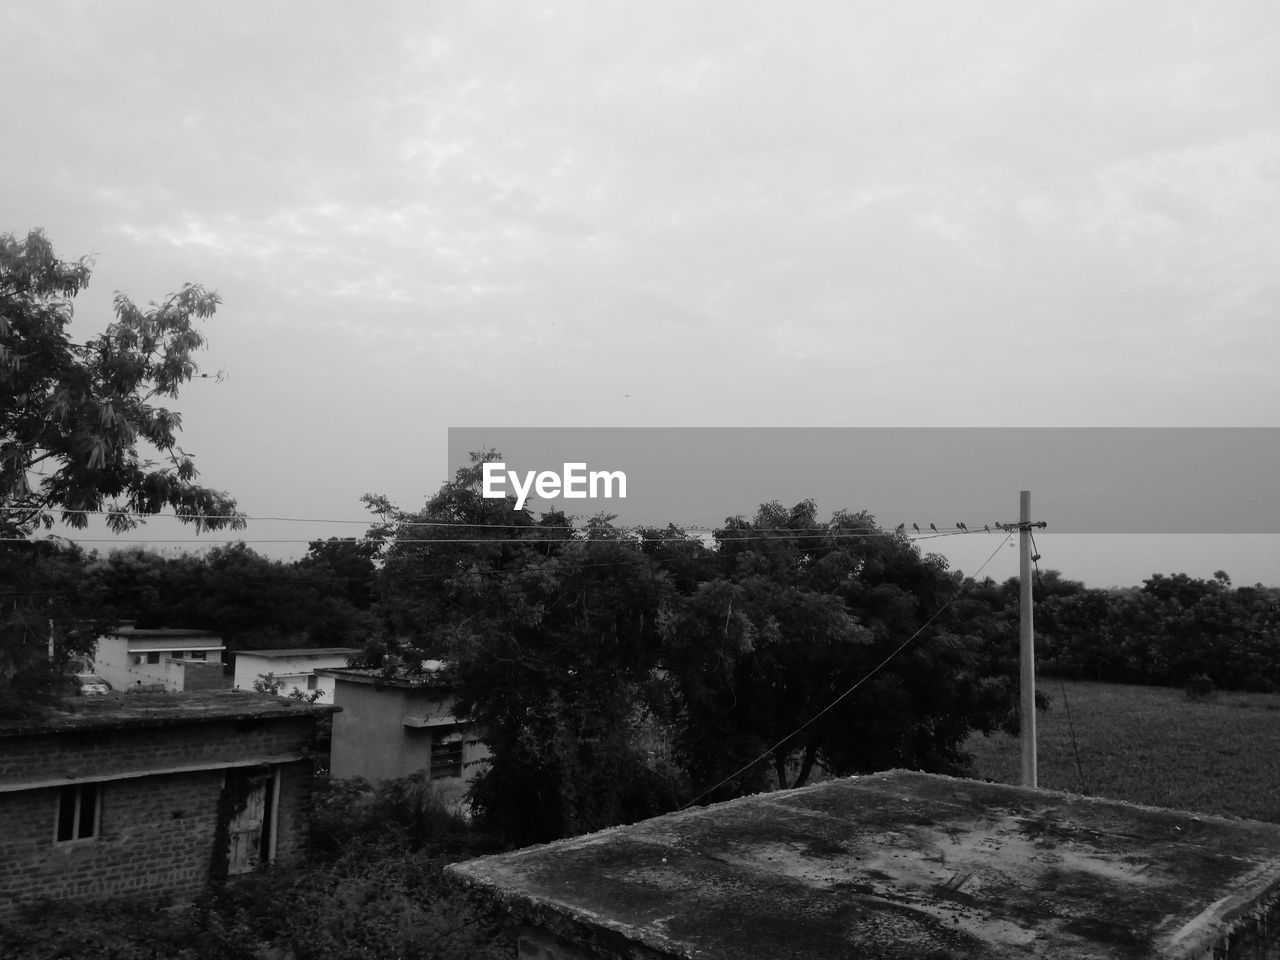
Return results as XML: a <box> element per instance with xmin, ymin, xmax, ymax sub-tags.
<box><xmin>1185</xmin><ymin>673</ymin><xmax>1218</xmax><ymax>701</ymax></box>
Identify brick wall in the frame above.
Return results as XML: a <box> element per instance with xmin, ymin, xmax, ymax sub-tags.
<box><xmin>0</xmin><ymin>715</ymin><xmax>318</xmax><ymax>785</ymax></box>
<box><xmin>0</xmin><ymin>717</ymin><xmax>321</xmax><ymax>919</ymax></box>
<box><xmin>0</xmin><ymin>770</ymin><xmax>224</xmax><ymax>916</ymax></box>
<box><xmin>177</xmin><ymin>660</ymin><xmax>233</xmax><ymax>693</ymax></box>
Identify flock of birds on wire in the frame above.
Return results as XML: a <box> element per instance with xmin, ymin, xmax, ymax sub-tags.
<box><xmin>896</xmin><ymin>522</ymin><xmax>1005</xmax><ymax>535</ymax></box>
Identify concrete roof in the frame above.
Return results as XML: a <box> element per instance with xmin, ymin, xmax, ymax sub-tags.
<box><xmin>446</xmin><ymin>770</ymin><xmax>1280</xmax><ymax>960</ymax></box>
<box><xmin>103</xmin><ymin>626</ymin><xmax>222</xmax><ymax>639</ymax></box>
<box><xmin>234</xmin><ymin>647</ymin><xmax>361</xmax><ymax>659</ymax></box>
<box><xmin>315</xmin><ymin>666</ymin><xmax>451</xmax><ymax>689</ymax></box>
<box><xmin>0</xmin><ymin>689</ymin><xmax>338</xmax><ymax>737</ymax></box>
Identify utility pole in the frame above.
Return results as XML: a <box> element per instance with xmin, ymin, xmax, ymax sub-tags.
<box><xmin>1019</xmin><ymin>491</ymin><xmax>1037</xmax><ymax>788</ymax></box>
<box><xmin>1013</xmin><ymin>491</ymin><xmax>1050</xmax><ymax>788</ymax></box>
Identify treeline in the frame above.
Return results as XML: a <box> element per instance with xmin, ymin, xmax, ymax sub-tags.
<box><xmin>1035</xmin><ymin>570</ymin><xmax>1280</xmax><ymax>692</ymax></box>
<box><xmin>1</xmin><ymin>538</ymin><xmax>378</xmax><ymax>659</ymax></box>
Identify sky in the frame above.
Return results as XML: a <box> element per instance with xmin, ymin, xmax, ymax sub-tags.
<box><xmin>3</xmin><ymin>1</ymin><xmax>1279</xmax><ymax>588</ymax></box>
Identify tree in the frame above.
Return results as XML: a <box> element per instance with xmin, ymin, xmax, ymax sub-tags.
<box><xmin>1</xmin><ymin>228</ymin><xmax>244</xmax><ymax>707</ymax></box>
<box><xmin>660</xmin><ymin>502</ymin><xmax>1019</xmax><ymax>799</ymax></box>
<box><xmin>360</xmin><ymin>454</ymin><xmax>682</xmax><ymax>844</ymax></box>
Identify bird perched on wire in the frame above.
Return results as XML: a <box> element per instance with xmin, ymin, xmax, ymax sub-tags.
<box><xmin>957</xmin><ymin>521</ymin><xmax>967</xmax><ymax>532</ymax></box>
<box><xmin>984</xmin><ymin>524</ymin><xmax>991</xmax><ymax>533</ymax></box>
<box><xmin>929</xmin><ymin>523</ymin><xmax>938</xmax><ymax>533</ymax></box>
<box><xmin>895</xmin><ymin>523</ymin><xmax>905</xmax><ymax>534</ymax></box>
<box><xmin>912</xmin><ymin>523</ymin><xmax>920</xmax><ymax>533</ymax></box>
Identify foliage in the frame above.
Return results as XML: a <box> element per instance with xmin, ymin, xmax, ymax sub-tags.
<box><xmin>1183</xmin><ymin>673</ymin><xmax>1217</xmax><ymax>701</ymax></box>
<box><xmin>1</xmin><ymin>228</ymin><xmax>243</xmax><ymax>710</ymax></box>
<box><xmin>660</xmin><ymin>502</ymin><xmax>1019</xmax><ymax>801</ymax></box>
<box><xmin>966</xmin><ymin>679</ymin><xmax>1280</xmax><ymax>823</ymax></box>
<box><xmin>362</xmin><ymin>459</ymin><xmax>1025</xmax><ymax>841</ymax></box>
<box><xmin>1036</xmin><ymin>571</ymin><xmax>1280</xmax><ymax>691</ymax></box>
<box><xmin>80</xmin><ymin>542</ymin><xmax>377</xmax><ymax>650</ymax></box>
<box><xmin>0</xmin><ymin>538</ymin><xmax>107</xmax><ymax>714</ymax></box>
<box><xmin>361</xmin><ymin>453</ymin><xmax>683</xmax><ymax>845</ymax></box>
<box><xmin>252</xmin><ymin>672</ymin><xmax>324</xmax><ymax>703</ymax></box>
<box><xmin>308</xmin><ymin>773</ymin><xmax>487</xmax><ymax>859</ymax></box>
<box><xmin>0</xmin><ymin>228</ymin><xmax>243</xmax><ymax>536</ymax></box>
<box><xmin>0</xmin><ymin>775</ymin><xmax>510</xmax><ymax>960</ymax></box>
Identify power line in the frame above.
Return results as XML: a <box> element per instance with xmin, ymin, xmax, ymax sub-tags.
<box><xmin>0</xmin><ymin>525</ymin><xmax>1004</xmax><ymax>548</ymax></box>
<box><xmin>0</xmin><ymin>507</ymin><xmax>1015</xmax><ymax>538</ymax></box>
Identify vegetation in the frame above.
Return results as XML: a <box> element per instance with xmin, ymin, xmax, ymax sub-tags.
<box><xmin>0</xmin><ymin>775</ymin><xmax>511</xmax><ymax>960</ymax></box>
<box><xmin>966</xmin><ymin>678</ymin><xmax>1280</xmax><ymax>823</ymax></box>
<box><xmin>1</xmin><ymin>229</ymin><xmax>243</xmax><ymax>710</ymax></box>
<box><xmin>81</xmin><ymin>538</ymin><xmax>378</xmax><ymax>649</ymax></box>
<box><xmin>1034</xmin><ymin>570</ymin><xmax>1280</xmax><ymax>691</ymax></box>
<box><xmin>357</xmin><ymin>453</ymin><xmax>1026</xmax><ymax>844</ymax></box>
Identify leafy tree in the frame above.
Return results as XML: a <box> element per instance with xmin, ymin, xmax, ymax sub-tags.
<box><xmin>1</xmin><ymin>229</ymin><xmax>243</xmax><ymax>708</ymax></box>
<box><xmin>361</xmin><ymin>454</ymin><xmax>682</xmax><ymax>844</ymax></box>
<box><xmin>661</xmin><ymin>502</ymin><xmax>1019</xmax><ymax>800</ymax></box>
<box><xmin>1</xmin><ymin>229</ymin><xmax>243</xmax><ymax>535</ymax></box>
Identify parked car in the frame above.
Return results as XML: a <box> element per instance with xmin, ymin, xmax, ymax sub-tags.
<box><xmin>72</xmin><ymin>673</ymin><xmax>112</xmax><ymax>696</ymax></box>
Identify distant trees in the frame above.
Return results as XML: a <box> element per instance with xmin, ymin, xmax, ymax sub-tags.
<box><xmin>81</xmin><ymin>540</ymin><xmax>377</xmax><ymax>651</ymax></box>
<box><xmin>1037</xmin><ymin>572</ymin><xmax>1280</xmax><ymax>691</ymax></box>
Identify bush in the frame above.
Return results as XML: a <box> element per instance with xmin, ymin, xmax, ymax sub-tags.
<box><xmin>310</xmin><ymin>773</ymin><xmax>492</xmax><ymax>859</ymax></box>
<box><xmin>1185</xmin><ymin>673</ymin><xmax>1218</xmax><ymax>701</ymax></box>
<box><xmin>0</xmin><ymin>776</ymin><xmax>507</xmax><ymax>960</ymax></box>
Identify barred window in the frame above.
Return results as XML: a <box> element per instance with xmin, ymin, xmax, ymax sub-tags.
<box><xmin>56</xmin><ymin>783</ymin><xmax>99</xmax><ymax>842</ymax></box>
<box><xmin>431</xmin><ymin>731</ymin><xmax>464</xmax><ymax>779</ymax></box>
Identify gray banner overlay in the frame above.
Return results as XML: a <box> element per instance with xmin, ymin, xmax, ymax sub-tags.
<box><xmin>447</xmin><ymin>428</ymin><xmax>1280</xmax><ymax>534</ymax></box>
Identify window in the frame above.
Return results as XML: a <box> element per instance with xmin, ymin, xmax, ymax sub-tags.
<box><xmin>133</xmin><ymin>655</ymin><xmax>142</xmax><ymax>665</ymax></box>
<box><xmin>306</xmin><ymin>675</ymin><xmax>318</xmax><ymax>691</ymax></box>
<box><xmin>431</xmin><ymin>731</ymin><xmax>464</xmax><ymax>779</ymax></box>
<box><xmin>190</xmin><ymin>650</ymin><xmax>207</xmax><ymax>661</ymax></box>
<box><xmin>146</xmin><ymin>652</ymin><xmax>160</xmax><ymax>664</ymax></box>
<box><xmin>56</xmin><ymin>783</ymin><xmax>99</xmax><ymax>842</ymax></box>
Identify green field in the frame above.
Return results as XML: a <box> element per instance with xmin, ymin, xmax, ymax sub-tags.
<box><xmin>963</xmin><ymin>679</ymin><xmax>1280</xmax><ymax>823</ymax></box>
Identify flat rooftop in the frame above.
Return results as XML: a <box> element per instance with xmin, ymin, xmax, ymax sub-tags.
<box><xmin>315</xmin><ymin>666</ymin><xmax>451</xmax><ymax>689</ymax></box>
<box><xmin>102</xmin><ymin>626</ymin><xmax>222</xmax><ymax>639</ymax></box>
<box><xmin>0</xmin><ymin>689</ymin><xmax>338</xmax><ymax>737</ymax></box>
<box><xmin>235</xmin><ymin>647</ymin><xmax>361</xmax><ymax>659</ymax></box>
<box><xmin>447</xmin><ymin>770</ymin><xmax>1280</xmax><ymax>959</ymax></box>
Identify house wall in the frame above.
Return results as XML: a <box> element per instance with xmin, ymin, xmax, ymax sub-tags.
<box><xmin>328</xmin><ymin>681</ymin><xmax>488</xmax><ymax>785</ymax></box>
<box><xmin>0</xmin><ymin>715</ymin><xmax>320</xmax><ymax>918</ymax></box>
<box><xmin>173</xmin><ymin>660</ymin><xmax>231</xmax><ymax>693</ymax></box>
<box><xmin>93</xmin><ymin>637</ymin><xmax>224</xmax><ymax>692</ymax></box>
<box><xmin>233</xmin><ymin>654</ymin><xmax>351</xmax><ymax>702</ymax></box>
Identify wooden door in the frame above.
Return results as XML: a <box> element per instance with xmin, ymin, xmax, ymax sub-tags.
<box><xmin>227</xmin><ymin>774</ymin><xmax>270</xmax><ymax>874</ymax></box>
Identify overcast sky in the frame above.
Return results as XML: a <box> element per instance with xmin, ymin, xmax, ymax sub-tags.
<box><xmin>4</xmin><ymin>1</ymin><xmax>1279</xmax><ymax>587</ymax></box>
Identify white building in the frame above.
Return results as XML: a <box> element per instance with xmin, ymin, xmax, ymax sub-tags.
<box><xmin>232</xmin><ymin>648</ymin><xmax>361</xmax><ymax>701</ymax></box>
<box><xmin>92</xmin><ymin>625</ymin><xmax>227</xmax><ymax>693</ymax></box>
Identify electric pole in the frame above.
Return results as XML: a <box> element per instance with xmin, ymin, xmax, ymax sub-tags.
<box><xmin>1009</xmin><ymin>490</ymin><xmax>1048</xmax><ymax>788</ymax></box>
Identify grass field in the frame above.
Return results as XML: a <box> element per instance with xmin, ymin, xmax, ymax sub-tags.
<box><xmin>963</xmin><ymin>678</ymin><xmax>1280</xmax><ymax>823</ymax></box>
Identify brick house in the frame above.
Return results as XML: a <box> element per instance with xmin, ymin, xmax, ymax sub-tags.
<box><xmin>0</xmin><ymin>690</ymin><xmax>336</xmax><ymax>919</ymax></box>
